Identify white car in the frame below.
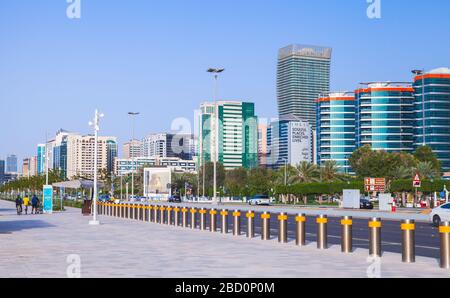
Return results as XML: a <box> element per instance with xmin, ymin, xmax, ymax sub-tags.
<box><xmin>248</xmin><ymin>195</ymin><xmax>271</xmax><ymax>206</ymax></box>
<box><xmin>430</xmin><ymin>203</ymin><xmax>450</xmax><ymax>227</ymax></box>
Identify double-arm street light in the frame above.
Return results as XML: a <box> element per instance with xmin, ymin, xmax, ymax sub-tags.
<box><xmin>412</xmin><ymin>69</ymin><xmax>426</xmax><ymax>146</ymax></box>
<box><xmin>207</xmin><ymin>68</ymin><xmax>225</xmax><ymax>204</ymax></box>
<box><xmin>88</xmin><ymin>109</ymin><xmax>104</xmax><ymax>225</ymax></box>
<box><xmin>128</xmin><ymin>112</ymin><xmax>140</xmax><ymax>201</ymax></box>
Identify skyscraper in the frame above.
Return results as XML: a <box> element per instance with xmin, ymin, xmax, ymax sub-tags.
<box><xmin>413</xmin><ymin>68</ymin><xmax>450</xmax><ymax>171</ymax></box>
<box><xmin>199</xmin><ymin>101</ymin><xmax>258</xmax><ymax>170</ymax></box>
<box><xmin>355</xmin><ymin>83</ymin><xmax>415</xmax><ymax>152</ymax></box>
<box><xmin>37</xmin><ymin>144</ymin><xmax>46</xmax><ymax>175</ymax></box>
<box><xmin>317</xmin><ymin>92</ymin><xmax>356</xmax><ymax>173</ymax></box>
<box><xmin>6</xmin><ymin>154</ymin><xmax>18</xmax><ymax>173</ymax></box>
<box><xmin>277</xmin><ymin>44</ymin><xmax>332</xmax><ymax>129</ymax></box>
<box><xmin>123</xmin><ymin>140</ymin><xmax>143</xmax><ymax>159</ymax></box>
<box><xmin>142</xmin><ymin>133</ymin><xmax>194</xmax><ymax>160</ymax></box>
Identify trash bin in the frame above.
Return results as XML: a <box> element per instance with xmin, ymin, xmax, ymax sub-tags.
<box><xmin>82</xmin><ymin>200</ymin><xmax>92</xmax><ymax>216</ymax></box>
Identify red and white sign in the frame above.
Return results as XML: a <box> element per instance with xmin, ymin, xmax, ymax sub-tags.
<box><xmin>413</xmin><ymin>173</ymin><xmax>421</xmax><ymax>188</ymax></box>
<box><xmin>365</xmin><ymin>178</ymin><xmax>386</xmax><ymax>193</ymax></box>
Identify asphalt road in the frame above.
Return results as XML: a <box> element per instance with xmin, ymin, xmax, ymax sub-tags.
<box><xmin>140</xmin><ymin>206</ymin><xmax>441</xmax><ymax>260</ymax></box>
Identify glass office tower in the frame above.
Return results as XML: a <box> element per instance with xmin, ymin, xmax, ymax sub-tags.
<box><xmin>355</xmin><ymin>83</ymin><xmax>415</xmax><ymax>152</ymax></box>
<box><xmin>317</xmin><ymin>92</ymin><xmax>356</xmax><ymax>173</ymax></box>
<box><xmin>277</xmin><ymin>44</ymin><xmax>331</xmax><ymax>129</ymax></box>
<box><xmin>413</xmin><ymin>68</ymin><xmax>450</xmax><ymax>171</ymax></box>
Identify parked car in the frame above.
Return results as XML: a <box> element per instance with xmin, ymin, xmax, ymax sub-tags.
<box><xmin>430</xmin><ymin>203</ymin><xmax>450</xmax><ymax>227</ymax></box>
<box><xmin>248</xmin><ymin>195</ymin><xmax>271</xmax><ymax>206</ymax></box>
<box><xmin>98</xmin><ymin>195</ymin><xmax>111</xmax><ymax>202</ymax></box>
<box><xmin>168</xmin><ymin>195</ymin><xmax>182</xmax><ymax>203</ymax></box>
<box><xmin>360</xmin><ymin>199</ymin><xmax>374</xmax><ymax>210</ymax></box>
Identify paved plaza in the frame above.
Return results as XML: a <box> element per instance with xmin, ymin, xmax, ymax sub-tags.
<box><xmin>0</xmin><ymin>200</ymin><xmax>448</xmax><ymax>278</ymax></box>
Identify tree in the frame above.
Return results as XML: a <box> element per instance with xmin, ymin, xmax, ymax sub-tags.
<box><xmin>291</xmin><ymin>161</ymin><xmax>319</xmax><ymax>183</ymax></box>
<box><xmin>199</xmin><ymin>162</ymin><xmax>225</xmax><ymax>197</ymax></box>
<box><xmin>319</xmin><ymin>160</ymin><xmax>342</xmax><ymax>182</ymax></box>
<box><xmin>391</xmin><ymin>166</ymin><xmax>412</xmax><ymax>180</ymax></box>
<box><xmin>414</xmin><ymin>146</ymin><xmax>442</xmax><ymax>173</ymax></box>
<box><xmin>225</xmin><ymin>168</ymin><xmax>248</xmax><ymax>197</ymax></box>
<box><xmin>246</xmin><ymin>167</ymin><xmax>275</xmax><ymax>196</ymax></box>
<box><xmin>415</xmin><ymin>161</ymin><xmax>440</xmax><ymax>180</ymax></box>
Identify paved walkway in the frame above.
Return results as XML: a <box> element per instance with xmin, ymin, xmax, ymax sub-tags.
<box><xmin>0</xmin><ymin>200</ymin><xmax>448</xmax><ymax>278</ymax></box>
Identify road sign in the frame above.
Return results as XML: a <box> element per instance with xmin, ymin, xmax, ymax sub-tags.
<box><xmin>413</xmin><ymin>173</ymin><xmax>421</xmax><ymax>188</ymax></box>
<box><xmin>364</xmin><ymin>178</ymin><xmax>386</xmax><ymax>193</ymax></box>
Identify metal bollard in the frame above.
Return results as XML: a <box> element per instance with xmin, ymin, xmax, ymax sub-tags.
<box><xmin>278</xmin><ymin>213</ymin><xmax>288</xmax><ymax>243</ymax></box>
<box><xmin>401</xmin><ymin>219</ymin><xmax>415</xmax><ymax>263</ymax></box>
<box><xmin>114</xmin><ymin>204</ymin><xmax>118</xmax><ymax>217</ymax></box>
<box><xmin>139</xmin><ymin>205</ymin><xmax>143</xmax><ymax>221</ymax></box>
<box><xmin>166</xmin><ymin>207</ymin><xmax>173</xmax><ymax>225</ymax></box>
<box><xmin>369</xmin><ymin>218</ymin><xmax>382</xmax><ymax>257</ymax></box>
<box><xmin>316</xmin><ymin>215</ymin><xmax>328</xmax><ymax>250</ymax></box>
<box><xmin>233</xmin><ymin>210</ymin><xmax>241</xmax><ymax>236</ymax></box>
<box><xmin>173</xmin><ymin>207</ymin><xmax>180</xmax><ymax>226</ymax></box>
<box><xmin>261</xmin><ymin>212</ymin><xmax>271</xmax><ymax>240</ymax></box>
<box><xmin>190</xmin><ymin>208</ymin><xmax>197</xmax><ymax>229</ymax></box>
<box><xmin>199</xmin><ymin>208</ymin><xmax>207</xmax><ymax>230</ymax></box>
<box><xmin>440</xmin><ymin>222</ymin><xmax>450</xmax><ymax>269</ymax></box>
<box><xmin>296</xmin><ymin>214</ymin><xmax>306</xmax><ymax>247</ymax></box>
<box><xmin>160</xmin><ymin>206</ymin><xmax>166</xmax><ymax>224</ymax></box>
<box><xmin>210</xmin><ymin>209</ymin><xmax>218</xmax><ymax>232</ymax></box>
<box><xmin>121</xmin><ymin>204</ymin><xmax>125</xmax><ymax>218</ymax></box>
<box><xmin>145</xmin><ymin>205</ymin><xmax>150</xmax><ymax>222</ymax></box>
<box><xmin>182</xmin><ymin>207</ymin><xmax>188</xmax><ymax>228</ymax></box>
<box><xmin>148</xmin><ymin>206</ymin><xmax>154</xmax><ymax>222</ymax></box>
<box><xmin>135</xmin><ymin>204</ymin><xmax>140</xmax><ymax>220</ymax></box>
<box><xmin>341</xmin><ymin>216</ymin><xmax>353</xmax><ymax>253</ymax></box>
<box><xmin>246</xmin><ymin>211</ymin><xmax>255</xmax><ymax>238</ymax></box>
<box><xmin>220</xmin><ymin>210</ymin><xmax>229</xmax><ymax>234</ymax></box>
<box><xmin>153</xmin><ymin>206</ymin><xmax>159</xmax><ymax>223</ymax></box>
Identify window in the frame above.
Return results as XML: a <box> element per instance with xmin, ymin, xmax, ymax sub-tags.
<box><xmin>441</xmin><ymin>204</ymin><xmax>450</xmax><ymax>210</ymax></box>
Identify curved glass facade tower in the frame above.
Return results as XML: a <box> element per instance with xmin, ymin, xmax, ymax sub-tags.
<box><xmin>355</xmin><ymin>83</ymin><xmax>415</xmax><ymax>152</ymax></box>
<box><xmin>317</xmin><ymin>92</ymin><xmax>356</xmax><ymax>173</ymax></box>
<box><xmin>413</xmin><ymin>68</ymin><xmax>450</xmax><ymax>171</ymax></box>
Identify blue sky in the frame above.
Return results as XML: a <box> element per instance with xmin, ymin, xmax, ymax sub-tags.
<box><xmin>1</xmin><ymin>0</ymin><xmax>449</xmax><ymax>161</ymax></box>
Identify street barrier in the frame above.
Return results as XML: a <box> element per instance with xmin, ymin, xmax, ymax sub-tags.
<box><xmin>221</xmin><ymin>210</ymin><xmax>229</xmax><ymax>234</ymax></box>
<box><xmin>401</xmin><ymin>219</ymin><xmax>415</xmax><ymax>263</ymax></box>
<box><xmin>210</xmin><ymin>209</ymin><xmax>218</xmax><ymax>232</ymax></box>
<box><xmin>317</xmin><ymin>215</ymin><xmax>328</xmax><ymax>250</ymax></box>
<box><xmin>440</xmin><ymin>221</ymin><xmax>450</xmax><ymax>269</ymax></box>
<box><xmin>182</xmin><ymin>207</ymin><xmax>188</xmax><ymax>228</ymax></box>
<box><xmin>261</xmin><ymin>212</ymin><xmax>271</xmax><ymax>241</ymax></box>
<box><xmin>153</xmin><ymin>206</ymin><xmax>159</xmax><ymax>223</ymax></box>
<box><xmin>199</xmin><ymin>208</ymin><xmax>207</xmax><ymax>230</ymax></box>
<box><xmin>173</xmin><ymin>207</ymin><xmax>180</xmax><ymax>226</ymax></box>
<box><xmin>114</xmin><ymin>204</ymin><xmax>117</xmax><ymax>217</ymax></box>
<box><xmin>246</xmin><ymin>211</ymin><xmax>255</xmax><ymax>238</ymax></box>
<box><xmin>341</xmin><ymin>216</ymin><xmax>353</xmax><ymax>253</ymax></box>
<box><xmin>149</xmin><ymin>205</ymin><xmax>154</xmax><ymax>222</ymax></box>
<box><xmin>369</xmin><ymin>218</ymin><xmax>382</xmax><ymax>257</ymax></box>
<box><xmin>190</xmin><ymin>208</ymin><xmax>197</xmax><ymax>229</ymax></box>
<box><xmin>233</xmin><ymin>210</ymin><xmax>241</xmax><ymax>236</ymax></box>
<box><xmin>295</xmin><ymin>214</ymin><xmax>306</xmax><ymax>247</ymax></box>
<box><xmin>278</xmin><ymin>213</ymin><xmax>288</xmax><ymax>243</ymax></box>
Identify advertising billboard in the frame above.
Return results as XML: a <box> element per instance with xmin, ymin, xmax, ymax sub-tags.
<box><xmin>289</xmin><ymin>121</ymin><xmax>312</xmax><ymax>165</ymax></box>
<box><xmin>43</xmin><ymin>185</ymin><xmax>53</xmax><ymax>214</ymax></box>
<box><xmin>143</xmin><ymin>167</ymin><xmax>172</xmax><ymax>199</ymax></box>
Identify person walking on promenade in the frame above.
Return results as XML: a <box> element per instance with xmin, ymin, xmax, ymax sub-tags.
<box><xmin>31</xmin><ymin>195</ymin><xmax>40</xmax><ymax>215</ymax></box>
<box><xmin>23</xmin><ymin>195</ymin><xmax>30</xmax><ymax>215</ymax></box>
<box><xmin>15</xmin><ymin>195</ymin><xmax>23</xmax><ymax>215</ymax></box>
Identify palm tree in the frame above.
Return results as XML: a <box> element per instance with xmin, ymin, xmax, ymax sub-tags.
<box><xmin>319</xmin><ymin>160</ymin><xmax>342</xmax><ymax>182</ymax></box>
<box><xmin>415</xmin><ymin>161</ymin><xmax>440</xmax><ymax>180</ymax></box>
<box><xmin>391</xmin><ymin>165</ymin><xmax>412</xmax><ymax>180</ymax></box>
<box><xmin>292</xmin><ymin>161</ymin><xmax>319</xmax><ymax>184</ymax></box>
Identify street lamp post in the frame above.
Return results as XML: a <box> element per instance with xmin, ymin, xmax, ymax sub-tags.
<box><xmin>88</xmin><ymin>109</ymin><xmax>104</xmax><ymax>226</ymax></box>
<box><xmin>128</xmin><ymin>112</ymin><xmax>140</xmax><ymax>201</ymax></box>
<box><xmin>412</xmin><ymin>69</ymin><xmax>426</xmax><ymax>146</ymax></box>
<box><xmin>207</xmin><ymin>68</ymin><xmax>225</xmax><ymax>204</ymax></box>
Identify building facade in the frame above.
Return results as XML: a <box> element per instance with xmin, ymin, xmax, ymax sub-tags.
<box><xmin>142</xmin><ymin>133</ymin><xmax>194</xmax><ymax>160</ymax></box>
<box><xmin>258</xmin><ymin>123</ymin><xmax>268</xmax><ymax>167</ymax></box>
<box><xmin>355</xmin><ymin>83</ymin><xmax>415</xmax><ymax>153</ymax></box>
<box><xmin>6</xmin><ymin>154</ymin><xmax>18</xmax><ymax>173</ymax></box>
<box><xmin>66</xmin><ymin>134</ymin><xmax>118</xmax><ymax>179</ymax></box>
<box><xmin>37</xmin><ymin>144</ymin><xmax>46</xmax><ymax>175</ymax></box>
<box><xmin>277</xmin><ymin>44</ymin><xmax>332</xmax><ymax>129</ymax></box>
<box><xmin>199</xmin><ymin>101</ymin><xmax>258</xmax><ymax>170</ymax></box>
<box><xmin>413</xmin><ymin>68</ymin><xmax>450</xmax><ymax>171</ymax></box>
<box><xmin>22</xmin><ymin>158</ymin><xmax>30</xmax><ymax>178</ymax></box>
<box><xmin>114</xmin><ymin>157</ymin><xmax>197</xmax><ymax>176</ymax></box>
<box><xmin>123</xmin><ymin>140</ymin><xmax>143</xmax><ymax>159</ymax></box>
<box><xmin>267</xmin><ymin>115</ymin><xmax>313</xmax><ymax>169</ymax></box>
<box><xmin>316</xmin><ymin>92</ymin><xmax>356</xmax><ymax>173</ymax></box>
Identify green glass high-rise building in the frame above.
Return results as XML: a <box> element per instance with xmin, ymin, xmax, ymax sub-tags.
<box><xmin>277</xmin><ymin>44</ymin><xmax>332</xmax><ymax>129</ymax></box>
<box><xmin>199</xmin><ymin>101</ymin><xmax>258</xmax><ymax>170</ymax></box>
<box><xmin>413</xmin><ymin>68</ymin><xmax>450</xmax><ymax>172</ymax></box>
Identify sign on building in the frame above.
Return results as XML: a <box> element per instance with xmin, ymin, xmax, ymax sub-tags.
<box><xmin>289</xmin><ymin>121</ymin><xmax>312</xmax><ymax>165</ymax></box>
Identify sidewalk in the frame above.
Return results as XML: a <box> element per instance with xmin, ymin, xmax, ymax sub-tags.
<box><xmin>0</xmin><ymin>200</ymin><xmax>447</xmax><ymax>278</ymax></box>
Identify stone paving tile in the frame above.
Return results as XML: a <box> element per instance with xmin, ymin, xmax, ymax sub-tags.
<box><xmin>0</xmin><ymin>200</ymin><xmax>449</xmax><ymax>278</ymax></box>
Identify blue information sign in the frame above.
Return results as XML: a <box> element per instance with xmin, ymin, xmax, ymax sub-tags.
<box><xmin>43</xmin><ymin>185</ymin><xmax>53</xmax><ymax>214</ymax></box>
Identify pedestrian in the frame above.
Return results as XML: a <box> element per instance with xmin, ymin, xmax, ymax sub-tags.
<box><xmin>15</xmin><ymin>195</ymin><xmax>23</xmax><ymax>215</ymax></box>
<box><xmin>23</xmin><ymin>195</ymin><xmax>30</xmax><ymax>215</ymax></box>
<box><xmin>31</xmin><ymin>195</ymin><xmax>40</xmax><ymax>214</ymax></box>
